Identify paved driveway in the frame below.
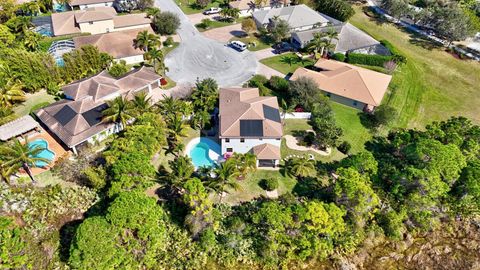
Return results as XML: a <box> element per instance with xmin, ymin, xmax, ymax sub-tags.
<box><xmin>202</xmin><ymin>24</ymin><xmax>244</xmax><ymax>43</ymax></box>
<box><xmin>155</xmin><ymin>0</ymin><xmax>257</xmax><ymax>87</ymax></box>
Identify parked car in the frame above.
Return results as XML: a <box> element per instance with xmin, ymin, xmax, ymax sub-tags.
<box><xmin>273</xmin><ymin>42</ymin><xmax>294</xmax><ymax>54</ymax></box>
<box><xmin>203</xmin><ymin>7</ymin><xmax>222</xmax><ymax>15</ymax></box>
<box><xmin>230</xmin><ymin>40</ymin><xmax>247</xmax><ymax>51</ymax></box>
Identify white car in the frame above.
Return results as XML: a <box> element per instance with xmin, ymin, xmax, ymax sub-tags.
<box><xmin>230</xmin><ymin>40</ymin><xmax>247</xmax><ymax>51</ymax></box>
<box><xmin>203</xmin><ymin>7</ymin><xmax>222</xmax><ymax>15</ymax></box>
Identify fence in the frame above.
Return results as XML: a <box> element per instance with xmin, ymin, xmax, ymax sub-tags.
<box><xmin>282</xmin><ymin>112</ymin><xmax>311</xmax><ymax>119</ymax></box>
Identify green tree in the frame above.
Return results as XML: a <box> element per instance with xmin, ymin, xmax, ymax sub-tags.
<box><xmin>371</xmin><ymin>104</ymin><xmax>398</xmax><ymax>128</ymax></box>
<box><xmin>431</xmin><ymin>5</ymin><xmax>471</xmax><ymax>46</ymax></box>
<box><xmin>267</xmin><ymin>16</ymin><xmax>290</xmax><ymax>43</ymax></box>
<box><xmin>144</xmin><ymin>47</ymin><xmax>166</xmax><ymax>74</ymax></box>
<box><xmin>108</xmin><ymin>60</ymin><xmax>129</xmax><ymax>78</ymax></box>
<box><xmin>154</xmin><ymin>12</ymin><xmax>181</xmax><ymax>35</ymax></box>
<box><xmin>0</xmin><ymin>24</ymin><xmax>15</xmax><ymax>48</ymax></box>
<box><xmin>164</xmin><ymin>156</ymin><xmax>195</xmax><ymax>195</ymax></box>
<box><xmin>310</xmin><ymin>98</ymin><xmax>343</xmax><ymax>148</ymax></box>
<box><xmin>287</xmin><ymin>76</ymin><xmax>322</xmax><ymax>110</ymax></box>
<box><xmin>207</xmin><ymin>160</ymin><xmax>241</xmax><ymax>203</ymax></box>
<box><xmin>314</xmin><ymin>0</ymin><xmax>354</xmax><ymax>21</ymax></box>
<box><xmin>0</xmin><ymin>138</ymin><xmax>50</xmax><ymax>183</ymax></box>
<box><xmin>454</xmin><ymin>160</ymin><xmax>480</xmax><ymax>215</ymax></box>
<box><xmin>134</xmin><ymin>30</ymin><xmax>160</xmax><ymax>52</ymax></box>
<box><xmin>0</xmin><ymin>217</ymin><xmax>29</xmax><ymax>269</ymax></box>
<box><xmin>220</xmin><ymin>7</ymin><xmax>240</xmax><ymax>21</ymax></box>
<box><xmin>284</xmin><ymin>157</ymin><xmax>317</xmax><ymax>179</ymax></box>
<box><xmin>183</xmin><ymin>178</ymin><xmax>216</xmax><ymax>236</ymax></box>
<box><xmin>191</xmin><ymin>78</ymin><xmax>218</xmax><ymax>112</ymax></box>
<box><xmin>102</xmin><ymin>96</ymin><xmax>135</xmax><ymax>128</ymax></box>
<box><xmin>132</xmin><ymin>92</ymin><xmax>152</xmax><ymax>115</ymax></box>
<box><xmin>230</xmin><ymin>152</ymin><xmax>256</xmax><ymax>179</ymax></box>
<box><xmin>62</xmin><ymin>45</ymin><xmax>113</xmax><ymax>82</ymax></box>
<box><xmin>280</xmin><ymin>98</ymin><xmax>294</xmax><ymax>126</ymax></box>
<box><xmin>241</xmin><ymin>17</ymin><xmax>257</xmax><ymax>35</ymax></box>
<box><xmin>381</xmin><ymin>0</ymin><xmax>411</xmax><ymax>19</ymax></box>
<box><xmin>0</xmin><ymin>80</ymin><xmax>25</xmax><ymax>107</ymax></box>
<box><xmin>306</xmin><ymin>32</ymin><xmax>330</xmax><ymax>58</ymax></box>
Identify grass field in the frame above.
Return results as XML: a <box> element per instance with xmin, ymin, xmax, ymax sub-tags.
<box><xmin>13</xmin><ymin>90</ymin><xmax>56</xmax><ymax>117</ymax></box>
<box><xmin>260</xmin><ymin>53</ymin><xmax>316</xmax><ymax>75</ymax></box>
<box><xmin>350</xmin><ymin>5</ymin><xmax>480</xmax><ymax>128</ymax></box>
<box><xmin>174</xmin><ymin>0</ymin><xmax>221</xmax><ymax>15</ymax></box>
<box><xmin>229</xmin><ymin>34</ymin><xmax>274</xmax><ymax>51</ymax></box>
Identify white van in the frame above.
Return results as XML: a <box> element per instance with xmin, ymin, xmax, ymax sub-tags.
<box><xmin>230</xmin><ymin>40</ymin><xmax>247</xmax><ymax>51</ymax></box>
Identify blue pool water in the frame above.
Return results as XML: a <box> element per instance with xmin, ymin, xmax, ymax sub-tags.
<box><xmin>55</xmin><ymin>58</ymin><xmax>65</xmax><ymax>67</ymax></box>
<box><xmin>188</xmin><ymin>138</ymin><xmax>221</xmax><ymax>168</ymax></box>
<box><xmin>28</xmin><ymin>139</ymin><xmax>55</xmax><ymax>167</ymax></box>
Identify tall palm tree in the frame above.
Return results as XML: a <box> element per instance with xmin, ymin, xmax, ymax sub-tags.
<box><xmin>134</xmin><ymin>30</ymin><xmax>160</xmax><ymax>52</ymax></box>
<box><xmin>145</xmin><ymin>7</ymin><xmax>161</xmax><ymax>18</ymax></box>
<box><xmin>102</xmin><ymin>96</ymin><xmax>135</xmax><ymax>129</ymax></box>
<box><xmin>0</xmin><ymin>80</ymin><xmax>25</xmax><ymax>107</ymax></box>
<box><xmin>284</xmin><ymin>157</ymin><xmax>317</xmax><ymax>180</ymax></box>
<box><xmin>280</xmin><ymin>99</ymin><xmax>294</xmax><ymax>126</ymax></box>
<box><xmin>165</xmin><ymin>156</ymin><xmax>194</xmax><ymax>195</ymax></box>
<box><xmin>10</xmin><ymin>16</ymin><xmax>34</xmax><ymax>36</ymax></box>
<box><xmin>307</xmin><ymin>32</ymin><xmax>329</xmax><ymax>58</ymax></box>
<box><xmin>208</xmin><ymin>160</ymin><xmax>240</xmax><ymax>203</ymax></box>
<box><xmin>167</xmin><ymin>113</ymin><xmax>188</xmax><ymax>142</ymax></box>
<box><xmin>132</xmin><ymin>92</ymin><xmax>152</xmax><ymax>115</ymax></box>
<box><xmin>231</xmin><ymin>153</ymin><xmax>256</xmax><ymax>179</ymax></box>
<box><xmin>0</xmin><ymin>139</ymin><xmax>50</xmax><ymax>184</ymax></box>
<box><xmin>144</xmin><ymin>47</ymin><xmax>166</xmax><ymax>74</ymax></box>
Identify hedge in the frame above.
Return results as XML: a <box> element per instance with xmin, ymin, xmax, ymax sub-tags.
<box><xmin>380</xmin><ymin>40</ymin><xmax>406</xmax><ymax>64</ymax></box>
<box><xmin>331</xmin><ymin>53</ymin><xmax>346</xmax><ymax>62</ymax></box>
<box><xmin>346</xmin><ymin>53</ymin><xmax>393</xmax><ymax>67</ymax></box>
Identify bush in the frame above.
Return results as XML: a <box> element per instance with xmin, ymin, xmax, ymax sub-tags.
<box><xmin>83</xmin><ymin>166</ymin><xmax>107</xmax><ymax>190</ymax></box>
<box><xmin>108</xmin><ymin>60</ymin><xmax>129</xmax><ymax>78</ymax></box>
<box><xmin>163</xmin><ymin>36</ymin><xmax>174</xmax><ymax>47</ymax></box>
<box><xmin>268</xmin><ymin>76</ymin><xmax>289</xmax><ymax>93</ymax></box>
<box><xmin>338</xmin><ymin>141</ymin><xmax>351</xmax><ymax>155</ymax></box>
<box><xmin>331</xmin><ymin>53</ymin><xmax>346</xmax><ymax>62</ymax></box>
<box><xmin>260</xmin><ymin>177</ymin><xmax>279</xmax><ymax>191</ymax></box>
<box><xmin>248</xmin><ymin>74</ymin><xmax>268</xmax><ymax>87</ymax></box>
<box><xmin>380</xmin><ymin>40</ymin><xmax>406</xmax><ymax>64</ymax></box>
<box><xmin>303</xmin><ymin>131</ymin><xmax>315</xmax><ymax>146</ymax></box>
<box><xmin>154</xmin><ymin>12</ymin><xmax>181</xmax><ymax>35</ymax></box>
<box><xmin>346</xmin><ymin>53</ymin><xmax>393</xmax><ymax>67</ymax></box>
<box><xmin>46</xmin><ymin>81</ymin><xmax>61</xmax><ymax>96</ymax></box>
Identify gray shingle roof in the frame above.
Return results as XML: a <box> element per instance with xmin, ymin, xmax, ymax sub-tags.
<box><xmin>0</xmin><ymin>115</ymin><xmax>39</xmax><ymax>141</ymax></box>
<box><xmin>253</xmin><ymin>5</ymin><xmax>330</xmax><ymax>29</ymax></box>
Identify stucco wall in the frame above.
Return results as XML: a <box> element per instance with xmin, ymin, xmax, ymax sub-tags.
<box><xmin>79</xmin><ymin>20</ymin><xmax>114</xmax><ymax>34</ymax></box>
<box><xmin>113</xmin><ymin>23</ymin><xmax>151</xmax><ymax>32</ymax></box>
<box><xmin>327</xmin><ymin>93</ymin><xmax>368</xmax><ymax>110</ymax></box>
<box><xmin>78</xmin><ymin>2</ymin><xmax>113</xmax><ymax>10</ymax></box>
<box><xmin>117</xmin><ymin>54</ymin><xmax>144</xmax><ymax>65</ymax></box>
<box><xmin>221</xmin><ymin>138</ymin><xmax>281</xmax><ymax>154</ymax></box>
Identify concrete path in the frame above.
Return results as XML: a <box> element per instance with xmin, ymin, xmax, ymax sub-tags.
<box><xmin>257</xmin><ymin>63</ymin><xmax>285</xmax><ymax>79</ymax></box>
<box><xmin>254</xmin><ymin>48</ymin><xmax>277</xmax><ymax>60</ymax></box>
<box><xmin>284</xmin><ymin>135</ymin><xmax>331</xmax><ymax>156</ymax></box>
<box><xmin>155</xmin><ymin>0</ymin><xmax>257</xmax><ymax>87</ymax></box>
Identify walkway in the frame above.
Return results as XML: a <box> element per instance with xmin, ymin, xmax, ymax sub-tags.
<box><xmin>284</xmin><ymin>135</ymin><xmax>331</xmax><ymax>156</ymax></box>
<box><xmin>155</xmin><ymin>0</ymin><xmax>257</xmax><ymax>87</ymax></box>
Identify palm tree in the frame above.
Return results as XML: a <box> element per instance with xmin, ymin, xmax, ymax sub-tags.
<box><xmin>307</xmin><ymin>32</ymin><xmax>329</xmax><ymax>58</ymax></box>
<box><xmin>20</xmin><ymin>2</ymin><xmax>41</xmax><ymax>16</ymax></box>
<box><xmin>144</xmin><ymin>47</ymin><xmax>166</xmax><ymax>74</ymax></box>
<box><xmin>280</xmin><ymin>99</ymin><xmax>294</xmax><ymax>126</ymax></box>
<box><xmin>23</xmin><ymin>31</ymin><xmax>41</xmax><ymax>51</ymax></box>
<box><xmin>145</xmin><ymin>7</ymin><xmax>161</xmax><ymax>18</ymax></box>
<box><xmin>167</xmin><ymin>113</ymin><xmax>188</xmax><ymax>142</ymax></box>
<box><xmin>134</xmin><ymin>30</ymin><xmax>160</xmax><ymax>52</ymax></box>
<box><xmin>165</xmin><ymin>156</ymin><xmax>194</xmax><ymax>195</ymax></box>
<box><xmin>0</xmin><ymin>139</ymin><xmax>50</xmax><ymax>184</ymax></box>
<box><xmin>220</xmin><ymin>7</ymin><xmax>240</xmax><ymax>22</ymax></box>
<box><xmin>0</xmin><ymin>80</ymin><xmax>25</xmax><ymax>107</ymax></box>
<box><xmin>207</xmin><ymin>160</ymin><xmax>240</xmax><ymax>203</ymax></box>
<box><xmin>132</xmin><ymin>92</ymin><xmax>152</xmax><ymax>115</ymax></box>
<box><xmin>280</xmin><ymin>54</ymin><xmax>300</xmax><ymax>66</ymax></box>
<box><xmin>231</xmin><ymin>153</ymin><xmax>256</xmax><ymax>179</ymax></box>
<box><xmin>284</xmin><ymin>157</ymin><xmax>316</xmax><ymax>180</ymax></box>
<box><xmin>102</xmin><ymin>96</ymin><xmax>135</xmax><ymax>129</ymax></box>
<box><xmin>10</xmin><ymin>16</ymin><xmax>34</xmax><ymax>36</ymax></box>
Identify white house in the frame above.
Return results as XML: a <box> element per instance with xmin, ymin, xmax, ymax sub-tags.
<box><xmin>219</xmin><ymin>88</ymin><xmax>283</xmax><ymax>168</ymax></box>
<box><xmin>229</xmin><ymin>0</ymin><xmax>289</xmax><ymax>17</ymax></box>
<box><xmin>69</xmin><ymin>0</ymin><xmax>115</xmax><ymax>10</ymax></box>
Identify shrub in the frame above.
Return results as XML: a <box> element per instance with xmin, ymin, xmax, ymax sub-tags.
<box><xmin>338</xmin><ymin>141</ymin><xmax>351</xmax><ymax>155</ymax></box>
<box><xmin>260</xmin><ymin>177</ymin><xmax>279</xmax><ymax>191</ymax></box>
<box><xmin>303</xmin><ymin>131</ymin><xmax>315</xmax><ymax>146</ymax></box>
<box><xmin>197</xmin><ymin>18</ymin><xmax>212</xmax><ymax>29</ymax></box>
<box><xmin>46</xmin><ymin>81</ymin><xmax>61</xmax><ymax>96</ymax></box>
<box><xmin>163</xmin><ymin>36</ymin><xmax>174</xmax><ymax>47</ymax></box>
<box><xmin>346</xmin><ymin>53</ymin><xmax>393</xmax><ymax>67</ymax></box>
<box><xmin>83</xmin><ymin>166</ymin><xmax>107</xmax><ymax>190</ymax></box>
<box><xmin>380</xmin><ymin>40</ymin><xmax>406</xmax><ymax>64</ymax></box>
<box><xmin>154</xmin><ymin>12</ymin><xmax>181</xmax><ymax>35</ymax></box>
<box><xmin>268</xmin><ymin>76</ymin><xmax>289</xmax><ymax>93</ymax></box>
<box><xmin>195</xmin><ymin>0</ymin><xmax>210</xmax><ymax>8</ymax></box>
<box><xmin>331</xmin><ymin>53</ymin><xmax>346</xmax><ymax>62</ymax></box>
<box><xmin>248</xmin><ymin>74</ymin><xmax>268</xmax><ymax>87</ymax></box>
<box><xmin>108</xmin><ymin>60</ymin><xmax>129</xmax><ymax>78</ymax></box>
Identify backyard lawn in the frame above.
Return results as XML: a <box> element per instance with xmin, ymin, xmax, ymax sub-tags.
<box><xmin>229</xmin><ymin>34</ymin><xmax>274</xmax><ymax>51</ymax></box>
<box><xmin>13</xmin><ymin>90</ymin><xmax>56</xmax><ymax>117</ymax></box>
<box><xmin>260</xmin><ymin>53</ymin><xmax>315</xmax><ymax>75</ymax></box>
<box><xmin>350</xmin><ymin>5</ymin><xmax>480</xmax><ymax>128</ymax></box>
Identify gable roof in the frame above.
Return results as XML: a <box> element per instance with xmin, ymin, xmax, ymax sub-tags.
<box><xmin>51</xmin><ymin>11</ymin><xmax>81</xmax><ymax>36</ymax></box>
<box><xmin>253</xmin><ymin>4</ymin><xmax>330</xmax><ymax>28</ymax></box>
<box><xmin>219</xmin><ymin>88</ymin><xmax>282</xmax><ymax>138</ymax></box>
<box><xmin>74</xmin><ymin>6</ymin><xmax>116</xmax><ymax>23</ymax></box>
<box><xmin>0</xmin><ymin>115</ymin><xmax>39</xmax><ymax>141</ymax></box>
<box><xmin>73</xmin><ymin>27</ymin><xmax>152</xmax><ymax>59</ymax></box>
<box><xmin>70</xmin><ymin>0</ymin><xmax>115</xmax><ymax>6</ymax></box>
<box><xmin>290</xmin><ymin>59</ymin><xmax>392</xmax><ymax>106</ymax></box>
<box><xmin>35</xmin><ymin>67</ymin><xmax>161</xmax><ymax>148</ymax></box>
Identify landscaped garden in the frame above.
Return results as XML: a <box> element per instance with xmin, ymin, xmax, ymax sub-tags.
<box><xmin>259</xmin><ymin>52</ymin><xmax>316</xmax><ymax>75</ymax></box>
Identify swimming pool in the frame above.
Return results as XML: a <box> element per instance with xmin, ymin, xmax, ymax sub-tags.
<box><xmin>28</xmin><ymin>139</ymin><xmax>55</xmax><ymax>167</ymax></box>
<box><xmin>186</xmin><ymin>137</ymin><xmax>221</xmax><ymax>168</ymax></box>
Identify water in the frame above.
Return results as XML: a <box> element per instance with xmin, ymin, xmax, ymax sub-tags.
<box><xmin>53</xmin><ymin>3</ymin><xmax>68</xmax><ymax>12</ymax></box>
<box><xmin>56</xmin><ymin>58</ymin><xmax>65</xmax><ymax>67</ymax></box>
<box><xmin>188</xmin><ymin>138</ymin><xmax>221</xmax><ymax>168</ymax></box>
<box><xmin>28</xmin><ymin>139</ymin><xmax>55</xmax><ymax>167</ymax></box>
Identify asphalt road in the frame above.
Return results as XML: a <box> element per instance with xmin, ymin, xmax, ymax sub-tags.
<box><xmin>155</xmin><ymin>0</ymin><xmax>258</xmax><ymax>87</ymax></box>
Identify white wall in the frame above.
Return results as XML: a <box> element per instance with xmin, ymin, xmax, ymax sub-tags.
<box><xmin>221</xmin><ymin>138</ymin><xmax>281</xmax><ymax>154</ymax></box>
<box><xmin>78</xmin><ymin>2</ymin><xmax>113</xmax><ymax>10</ymax></box>
<box><xmin>118</xmin><ymin>54</ymin><xmax>144</xmax><ymax>65</ymax></box>
<box><xmin>283</xmin><ymin>112</ymin><xmax>311</xmax><ymax>119</ymax></box>
<box><xmin>113</xmin><ymin>23</ymin><xmax>151</xmax><ymax>32</ymax></box>
<box><xmin>79</xmin><ymin>20</ymin><xmax>114</xmax><ymax>34</ymax></box>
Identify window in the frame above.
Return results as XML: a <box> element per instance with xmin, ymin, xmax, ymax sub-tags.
<box><xmin>227</xmin><ymin>148</ymin><xmax>233</xmax><ymax>152</ymax></box>
<box><xmin>89</xmin><ymin>21</ymin><xmax>93</xmax><ymax>25</ymax></box>
<box><xmin>326</xmin><ymin>93</ymin><xmax>331</xmax><ymax>97</ymax></box>
<box><xmin>240</xmin><ymin>138</ymin><xmax>245</xmax><ymax>143</ymax></box>
<box><xmin>276</xmin><ymin>138</ymin><xmax>281</xmax><ymax>141</ymax></box>
<box><xmin>105</xmin><ymin>2</ymin><xmax>108</xmax><ymax>5</ymax></box>
<box><xmin>225</xmin><ymin>138</ymin><xmax>230</xmax><ymax>143</ymax></box>
<box><xmin>353</xmin><ymin>101</ymin><xmax>358</xmax><ymax>106</ymax></box>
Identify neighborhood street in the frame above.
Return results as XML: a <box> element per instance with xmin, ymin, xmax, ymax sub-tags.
<box><xmin>155</xmin><ymin>0</ymin><xmax>258</xmax><ymax>87</ymax></box>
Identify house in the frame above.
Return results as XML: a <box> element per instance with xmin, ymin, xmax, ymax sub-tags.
<box><xmin>0</xmin><ymin>116</ymin><xmax>40</xmax><ymax>142</ymax></box>
<box><xmin>73</xmin><ymin>27</ymin><xmax>153</xmax><ymax>64</ymax></box>
<box><xmin>291</xmin><ymin>23</ymin><xmax>391</xmax><ymax>55</ymax></box>
<box><xmin>229</xmin><ymin>0</ymin><xmax>289</xmax><ymax>17</ymax></box>
<box><xmin>290</xmin><ymin>59</ymin><xmax>392</xmax><ymax>111</ymax></box>
<box><xmin>51</xmin><ymin>6</ymin><xmax>151</xmax><ymax>36</ymax></box>
<box><xmin>253</xmin><ymin>4</ymin><xmax>331</xmax><ymax>32</ymax></box>
<box><xmin>35</xmin><ymin>67</ymin><xmax>162</xmax><ymax>154</ymax></box>
<box><xmin>69</xmin><ymin>0</ymin><xmax>115</xmax><ymax>10</ymax></box>
<box><xmin>219</xmin><ymin>88</ymin><xmax>283</xmax><ymax>168</ymax></box>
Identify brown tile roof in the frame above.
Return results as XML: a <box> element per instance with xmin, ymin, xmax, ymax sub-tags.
<box><xmin>73</xmin><ymin>27</ymin><xmax>152</xmax><ymax>59</ymax></box>
<box><xmin>35</xmin><ymin>67</ymin><xmax>161</xmax><ymax>148</ymax></box>
<box><xmin>219</xmin><ymin>88</ymin><xmax>283</xmax><ymax>138</ymax></box>
<box><xmin>70</xmin><ymin>0</ymin><xmax>114</xmax><ymax>6</ymax></box>
<box><xmin>113</xmin><ymin>13</ymin><xmax>151</xmax><ymax>29</ymax></box>
<box><xmin>74</xmin><ymin>6</ymin><xmax>116</xmax><ymax>23</ymax></box>
<box><xmin>251</xmin><ymin>143</ymin><xmax>280</xmax><ymax>160</ymax></box>
<box><xmin>290</xmin><ymin>59</ymin><xmax>392</xmax><ymax>106</ymax></box>
<box><xmin>51</xmin><ymin>11</ymin><xmax>81</xmax><ymax>36</ymax></box>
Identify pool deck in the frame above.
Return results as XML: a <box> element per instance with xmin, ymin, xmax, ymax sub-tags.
<box><xmin>23</xmin><ymin>129</ymin><xmax>70</xmax><ymax>176</ymax></box>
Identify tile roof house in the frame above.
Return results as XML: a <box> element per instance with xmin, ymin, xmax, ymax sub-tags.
<box><xmin>69</xmin><ymin>0</ymin><xmax>115</xmax><ymax>10</ymax></box>
<box><xmin>290</xmin><ymin>59</ymin><xmax>392</xmax><ymax>111</ymax></box>
<box><xmin>73</xmin><ymin>27</ymin><xmax>153</xmax><ymax>64</ymax></box>
<box><xmin>51</xmin><ymin>7</ymin><xmax>150</xmax><ymax>36</ymax></box>
<box><xmin>229</xmin><ymin>0</ymin><xmax>290</xmax><ymax>17</ymax></box>
<box><xmin>219</xmin><ymin>88</ymin><xmax>283</xmax><ymax>168</ymax></box>
<box><xmin>35</xmin><ymin>67</ymin><xmax>162</xmax><ymax>153</ymax></box>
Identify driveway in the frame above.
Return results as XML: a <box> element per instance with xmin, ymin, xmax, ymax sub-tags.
<box><xmin>155</xmin><ymin>0</ymin><xmax>257</xmax><ymax>87</ymax></box>
<box><xmin>202</xmin><ymin>24</ymin><xmax>244</xmax><ymax>43</ymax></box>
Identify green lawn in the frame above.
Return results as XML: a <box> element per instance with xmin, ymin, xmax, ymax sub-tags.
<box><xmin>221</xmin><ymin>170</ymin><xmax>297</xmax><ymax>205</ymax></box>
<box><xmin>350</xmin><ymin>5</ymin><xmax>480</xmax><ymax>128</ymax></box>
<box><xmin>260</xmin><ymin>53</ymin><xmax>315</xmax><ymax>75</ymax></box>
<box><xmin>229</xmin><ymin>34</ymin><xmax>274</xmax><ymax>51</ymax></box>
<box><xmin>13</xmin><ymin>90</ymin><xmax>56</xmax><ymax>117</ymax></box>
<box><xmin>196</xmin><ymin>17</ymin><xmax>247</xmax><ymax>32</ymax></box>
<box><xmin>174</xmin><ymin>0</ymin><xmax>221</xmax><ymax>15</ymax></box>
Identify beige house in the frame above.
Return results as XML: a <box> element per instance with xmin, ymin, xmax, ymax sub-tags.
<box><xmin>73</xmin><ymin>27</ymin><xmax>154</xmax><ymax>64</ymax></box>
<box><xmin>51</xmin><ymin>7</ymin><xmax>151</xmax><ymax>36</ymax></box>
<box><xmin>229</xmin><ymin>0</ymin><xmax>289</xmax><ymax>17</ymax></box>
<box><xmin>35</xmin><ymin>67</ymin><xmax>162</xmax><ymax>154</ymax></box>
<box><xmin>69</xmin><ymin>0</ymin><xmax>115</xmax><ymax>10</ymax></box>
<box><xmin>219</xmin><ymin>88</ymin><xmax>283</xmax><ymax>168</ymax></box>
<box><xmin>290</xmin><ymin>59</ymin><xmax>392</xmax><ymax>111</ymax></box>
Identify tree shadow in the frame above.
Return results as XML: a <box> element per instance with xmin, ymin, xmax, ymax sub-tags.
<box><xmin>362</xmin><ymin>6</ymin><xmax>389</xmax><ymax>26</ymax></box>
<box><xmin>358</xmin><ymin>111</ymin><xmax>378</xmax><ymax>130</ymax></box>
<box><xmin>58</xmin><ymin>219</ymin><xmax>83</xmax><ymax>263</ymax></box>
<box><xmin>230</xmin><ymin>30</ymin><xmax>247</xmax><ymax>37</ymax></box>
<box><xmin>408</xmin><ymin>32</ymin><xmax>443</xmax><ymax>50</ymax></box>
<box><xmin>292</xmin><ymin>176</ymin><xmax>333</xmax><ymax>201</ymax></box>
